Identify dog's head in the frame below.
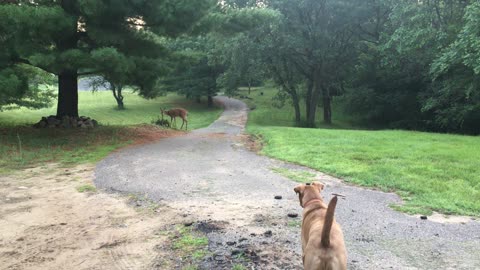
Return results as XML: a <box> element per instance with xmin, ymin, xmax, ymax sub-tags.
<box><xmin>293</xmin><ymin>182</ymin><xmax>325</xmax><ymax>208</ymax></box>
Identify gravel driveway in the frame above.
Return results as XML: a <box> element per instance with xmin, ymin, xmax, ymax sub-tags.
<box><xmin>95</xmin><ymin>96</ymin><xmax>480</xmax><ymax>270</ymax></box>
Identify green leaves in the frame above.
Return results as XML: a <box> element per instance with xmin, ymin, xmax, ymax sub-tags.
<box><xmin>422</xmin><ymin>2</ymin><xmax>480</xmax><ymax>133</ymax></box>
<box><xmin>91</xmin><ymin>48</ymin><xmax>132</xmax><ymax>78</ymax></box>
<box><xmin>432</xmin><ymin>1</ymin><xmax>480</xmax><ymax>77</ymax></box>
<box><xmin>204</xmin><ymin>7</ymin><xmax>280</xmax><ymax>35</ymax></box>
<box><xmin>347</xmin><ymin>0</ymin><xmax>480</xmax><ymax>134</ymax></box>
<box><xmin>0</xmin><ymin>65</ymin><xmax>55</xmax><ymax>110</ymax></box>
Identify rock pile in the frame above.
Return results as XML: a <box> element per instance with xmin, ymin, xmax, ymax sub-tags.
<box><xmin>33</xmin><ymin>115</ymin><xmax>99</xmax><ymax>129</ymax></box>
<box><xmin>152</xmin><ymin>118</ymin><xmax>170</xmax><ymax>128</ymax></box>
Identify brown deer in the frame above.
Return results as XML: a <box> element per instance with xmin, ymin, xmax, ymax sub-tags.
<box><xmin>161</xmin><ymin>108</ymin><xmax>188</xmax><ymax>130</ymax></box>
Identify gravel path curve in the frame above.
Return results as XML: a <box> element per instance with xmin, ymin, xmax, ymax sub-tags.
<box><xmin>95</xmin><ymin>96</ymin><xmax>480</xmax><ymax>270</ymax></box>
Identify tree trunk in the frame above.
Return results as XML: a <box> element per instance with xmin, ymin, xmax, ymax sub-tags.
<box><xmin>322</xmin><ymin>86</ymin><xmax>332</xmax><ymax>124</ymax></box>
<box><xmin>112</xmin><ymin>84</ymin><xmax>125</xmax><ymax>110</ymax></box>
<box><xmin>291</xmin><ymin>89</ymin><xmax>301</xmax><ymax>125</ymax></box>
<box><xmin>248</xmin><ymin>80</ymin><xmax>251</xmax><ymax>95</ymax></box>
<box><xmin>306</xmin><ymin>70</ymin><xmax>322</xmax><ymax>128</ymax></box>
<box><xmin>207</xmin><ymin>95</ymin><xmax>213</xmax><ymax>108</ymax></box>
<box><xmin>306</xmin><ymin>95</ymin><xmax>319</xmax><ymax>128</ymax></box>
<box><xmin>305</xmin><ymin>78</ymin><xmax>313</xmax><ymax>124</ymax></box>
<box><xmin>207</xmin><ymin>82</ymin><xmax>215</xmax><ymax>107</ymax></box>
<box><xmin>56</xmin><ymin>70</ymin><xmax>79</xmax><ymax>117</ymax></box>
<box><xmin>117</xmin><ymin>85</ymin><xmax>124</xmax><ymax>109</ymax></box>
<box><xmin>196</xmin><ymin>96</ymin><xmax>201</xmax><ymax>103</ymax></box>
<box><xmin>56</xmin><ymin>3</ymin><xmax>79</xmax><ymax>118</ymax></box>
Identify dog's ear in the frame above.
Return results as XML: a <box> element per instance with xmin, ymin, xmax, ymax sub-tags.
<box><xmin>294</xmin><ymin>184</ymin><xmax>306</xmax><ymax>207</ymax></box>
<box><xmin>311</xmin><ymin>182</ymin><xmax>325</xmax><ymax>192</ymax></box>
<box><xmin>294</xmin><ymin>185</ymin><xmax>305</xmax><ymax>195</ymax></box>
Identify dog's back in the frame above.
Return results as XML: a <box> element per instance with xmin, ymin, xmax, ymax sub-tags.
<box><xmin>302</xmin><ymin>197</ymin><xmax>347</xmax><ymax>270</ymax></box>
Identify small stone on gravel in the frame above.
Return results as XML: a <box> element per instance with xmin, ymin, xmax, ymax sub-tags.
<box><xmin>287</xmin><ymin>213</ymin><xmax>298</xmax><ymax>218</ymax></box>
<box><xmin>263</xmin><ymin>230</ymin><xmax>272</xmax><ymax>237</ymax></box>
<box><xmin>214</xmin><ymin>254</ymin><xmax>226</xmax><ymax>263</ymax></box>
<box><xmin>274</xmin><ymin>195</ymin><xmax>282</xmax><ymax>200</ymax></box>
<box><xmin>420</xmin><ymin>215</ymin><xmax>428</xmax><ymax>220</ymax></box>
<box><xmin>226</xmin><ymin>241</ymin><xmax>236</xmax><ymax>246</ymax></box>
<box><xmin>231</xmin><ymin>249</ymin><xmax>244</xmax><ymax>256</ymax></box>
<box><xmin>184</xmin><ymin>221</ymin><xmax>193</xmax><ymax>226</ymax></box>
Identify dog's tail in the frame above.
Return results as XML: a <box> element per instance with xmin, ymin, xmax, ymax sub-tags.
<box><xmin>321</xmin><ymin>195</ymin><xmax>338</xmax><ymax>248</ymax></box>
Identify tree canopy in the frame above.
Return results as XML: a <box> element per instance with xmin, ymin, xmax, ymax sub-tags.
<box><xmin>0</xmin><ymin>0</ymin><xmax>214</xmax><ymax>117</ymax></box>
<box><xmin>345</xmin><ymin>0</ymin><xmax>479</xmax><ymax>133</ymax></box>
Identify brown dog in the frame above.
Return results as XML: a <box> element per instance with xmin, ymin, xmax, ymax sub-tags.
<box><xmin>294</xmin><ymin>182</ymin><xmax>347</xmax><ymax>270</ymax></box>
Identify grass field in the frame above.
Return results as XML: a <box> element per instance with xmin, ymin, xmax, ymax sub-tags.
<box><xmin>0</xmin><ymin>91</ymin><xmax>222</xmax><ymax>173</ymax></box>
<box><xmin>0</xmin><ymin>90</ymin><xmax>220</xmax><ymax>129</ymax></box>
<box><xmin>244</xmin><ymin>87</ymin><xmax>480</xmax><ymax>216</ymax></box>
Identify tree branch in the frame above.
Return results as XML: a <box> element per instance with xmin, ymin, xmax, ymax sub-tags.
<box><xmin>13</xmin><ymin>57</ymin><xmax>55</xmax><ymax>74</ymax></box>
<box><xmin>77</xmin><ymin>31</ymin><xmax>96</xmax><ymax>47</ymax></box>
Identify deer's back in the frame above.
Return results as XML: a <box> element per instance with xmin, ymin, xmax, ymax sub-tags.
<box><xmin>168</xmin><ymin>108</ymin><xmax>188</xmax><ymax>117</ymax></box>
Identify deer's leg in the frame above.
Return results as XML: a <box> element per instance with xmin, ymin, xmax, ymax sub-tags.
<box><xmin>181</xmin><ymin>118</ymin><xmax>187</xmax><ymax>130</ymax></box>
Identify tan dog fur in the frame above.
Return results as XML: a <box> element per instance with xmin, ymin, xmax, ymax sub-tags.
<box><xmin>294</xmin><ymin>182</ymin><xmax>347</xmax><ymax>270</ymax></box>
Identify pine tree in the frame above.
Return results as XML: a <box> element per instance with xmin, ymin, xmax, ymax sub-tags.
<box><xmin>0</xmin><ymin>0</ymin><xmax>214</xmax><ymax>117</ymax></box>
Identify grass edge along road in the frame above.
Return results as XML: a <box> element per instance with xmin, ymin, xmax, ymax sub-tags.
<box><xmin>0</xmin><ymin>91</ymin><xmax>222</xmax><ymax>174</ymax></box>
<box><xmin>244</xmin><ymin>87</ymin><xmax>480</xmax><ymax>217</ymax></box>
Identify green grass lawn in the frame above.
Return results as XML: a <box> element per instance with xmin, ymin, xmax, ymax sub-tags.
<box><xmin>0</xmin><ymin>90</ymin><xmax>221</xmax><ymax>129</ymax></box>
<box><xmin>245</xmin><ymin>87</ymin><xmax>480</xmax><ymax>216</ymax></box>
<box><xmin>0</xmin><ymin>90</ymin><xmax>222</xmax><ymax>173</ymax></box>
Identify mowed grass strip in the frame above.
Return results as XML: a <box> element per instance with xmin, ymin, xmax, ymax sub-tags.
<box><xmin>0</xmin><ymin>91</ymin><xmax>222</xmax><ymax>173</ymax></box>
<box><xmin>252</xmin><ymin>126</ymin><xmax>480</xmax><ymax>216</ymax></box>
<box><xmin>244</xmin><ymin>87</ymin><xmax>480</xmax><ymax>216</ymax></box>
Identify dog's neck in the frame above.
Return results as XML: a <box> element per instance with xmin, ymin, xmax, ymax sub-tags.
<box><xmin>302</xmin><ymin>199</ymin><xmax>327</xmax><ymax>220</ymax></box>
<box><xmin>303</xmin><ymin>198</ymin><xmax>324</xmax><ymax>208</ymax></box>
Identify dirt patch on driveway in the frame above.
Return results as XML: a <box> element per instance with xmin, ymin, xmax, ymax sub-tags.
<box><xmin>128</xmin><ymin>125</ymin><xmax>186</xmax><ymax>146</ymax></box>
<box><xmin>0</xmin><ymin>164</ymin><xmax>182</xmax><ymax>270</ymax></box>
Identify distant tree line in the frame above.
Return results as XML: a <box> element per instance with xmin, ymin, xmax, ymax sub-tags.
<box><xmin>217</xmin><ymin>0</ymin><xmax>480</xmax><ymax>134</ymax></box>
